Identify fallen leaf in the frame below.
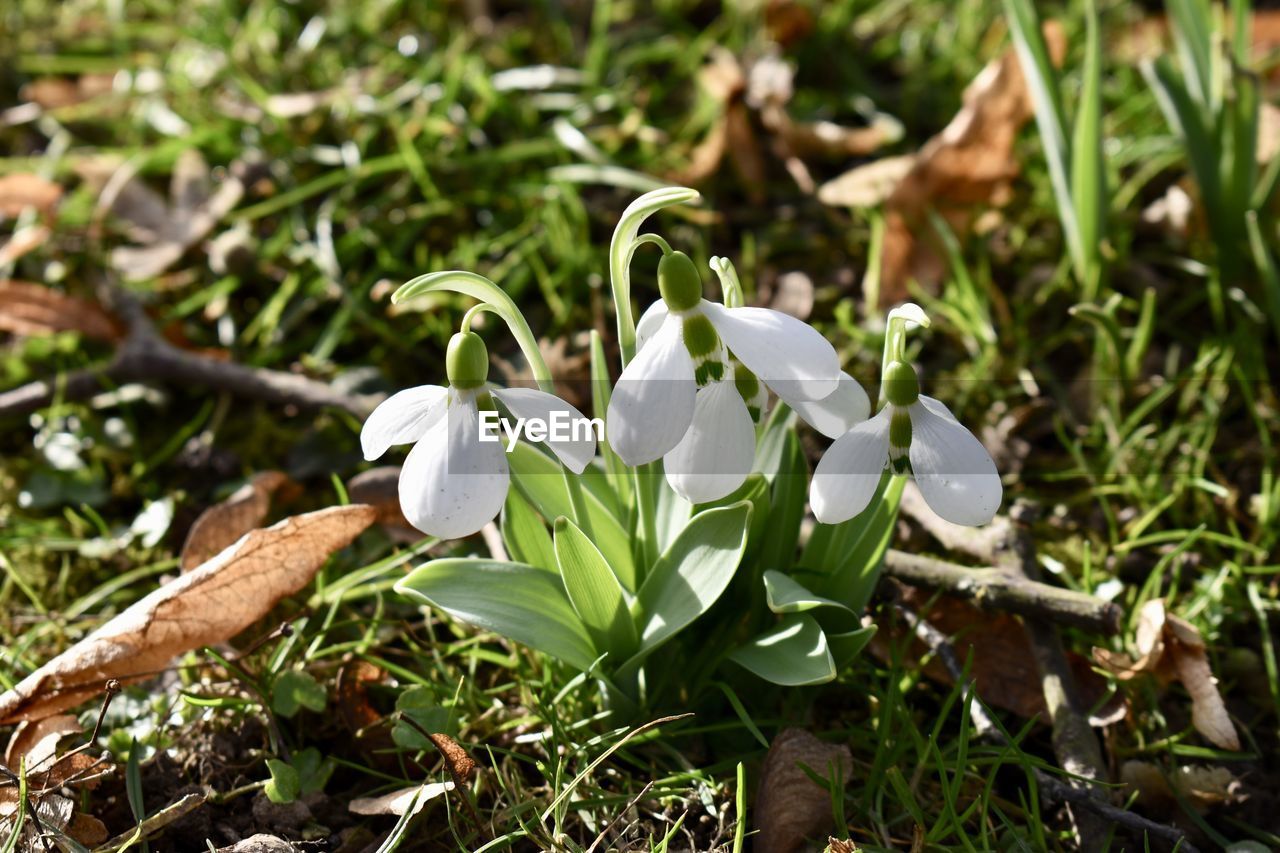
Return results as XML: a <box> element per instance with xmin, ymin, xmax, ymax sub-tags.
<box><xmin>0</xmin><ymin>224</ymin><xmax>52</xmax><ymax>266</ymax></box>
<box><xmin>337</xmin><ymin>660</ymin><xmax>387</xmax><ymax>734</ymax></box>
<box><xmin>348</xmin><ymin>781</ymin><xmax>453</xmax><ymax>817</ymax></box>
<box><xmin>0</xmin><ymin>504</ymin><xmax>376</xmax><ymax>723</ymax></box>
<box><xmin>67</xmin><ymin>812</ymin><xmax>110</xmax><ymax>845</ymax></box>
<box><xmin>825</xmin><ymin>840</ymin><xmax>859</xmax><ymax>853</ymax></box>
<box><xmin>20</xmin><ymin>74</ymin><xmax>115</xmax><ymax>110</ymax></box>
<box><xmin>768</xmin><ymin>271</ymin><xmax>815</xmax><ymax>320</ymax></box>
<box><xmin>79</xmin><ymin>150</ymin><xmax>244</xmax><ymax>281</ymax></box>
<box><xmin>1093</xmin><ymin>598</ymin><xmax>1241</xmax><ymax>751</ymax></box>
<box><xmin>872</xmin><ymin>590</ymin><xmax>1123</xmax><ymax>725</ymax></box>
<box><xmin>180</xmin><ymin>471</ymin><xmax>295</xmax><ymax>571</ymax></box>
<box><xmin>0</xmin><ymin>280</ymin><xmax>125</xmax><ymax>342</ymax></box>
<box><xmin>4</xmin><ymin>714</ymin><xmax>80</xmax><ymax>773</ymax></box>
<box><xmin>821</xmin><ymin>22</ymin><xmax>1065</xmax><ymax>306</ymax></box>
<box><xmin>817</xmin><ymin>155</ymin><xmax>916</xmax><ymax>209</ymax></box>
<box><xmin>764</xmin><ymin>0</ymin><xmax>814</xmax><ymax>49</ymax></box>
<box><xmin>0</xmin><ymin>174</ymin><xmax>63</xmax><ymax>218</ymax></box>
<box><xmin>755</xmin><ymin>728</ymin><xmax>852</xmax><ymax>853</ymax></box>
<box><xmin>1121</xmin><ymin>760</ymin><xmax>1242</xmax><ymax>812</ymax></box>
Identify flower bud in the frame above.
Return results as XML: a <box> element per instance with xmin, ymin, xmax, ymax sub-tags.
<box><xmin>658</xmin><ymin>251</ymin><xmax>703</xmax><ymax>312</ymax></box>
<box><xmin>883</xmin><ymin>360</ymin><xmax>919</xmax><ymax>407</ymax></box>
<box><xmin>446</xmin><ymin>331</ymin><xmax>489</xmax><ymax>389</ymax></box>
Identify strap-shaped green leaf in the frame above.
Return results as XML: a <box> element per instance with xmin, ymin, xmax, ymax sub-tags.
<box><xmin>501</xmin><ymin>489</ymin><xmax>556</xmax><ymax>573</ymax></box>
<box><xmin>396</xmin><ymin>558</ymin><xmax>597</xmax><ymax>671</ymax></box>
<box><xmin>729</xmin><ymin>613</ymin><xmax>836</xmax><ymax>686</ymax></box>
<box><xmin>762</xmin><ymin>571</ymin><xmax>855</xmax><ymax>617</ymax></box>
<box><xmin>554</xmin><ymin>517</ymin><xmax>638</xmax><ymax>658</ymax></box>
<box><xmin>628</xmin><ymin>501</ymin><xmax>751</xmax><ymax>662</ymax></box>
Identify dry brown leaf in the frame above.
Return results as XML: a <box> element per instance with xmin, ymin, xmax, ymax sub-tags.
<box><xmin>825</xmin><ymin>840</ymin><xmax>859</xmax><ymax>853</ymax></box>
<box><xmin>0</xmin><ymin>504</ymin><xmax>376</xmax><ymax>723</ymax></box>
<box><xmin>67</xmin><ymin>811</ymin><xmax>110</xmax><ymax>845</ymax></box>
<box><xmin>79</xmin><ymin>150</ymin><xmax>245</xmax><ymax>281</ymax></box>
<box><xmin>817</xmin><ymin>155</ymin><xmax>916</xmax><ymax>208</ymax></box>
<box><xmin>4</xmin><ymin>714</ymin><xmax>80</xmax><ymax>773</ymax></box>
<box><xmin>1094</xmin><ymin>599</ymin><xmax>1241</xmax><ymax>751</ymax></box>
<box><xmin>873</xmin><ymin>591</ymin><xmax>1123</xmax><ymax>725</ymax></box>
<box><xmin>0</xmin><ymin>280</ymin><xmax>125</xmax><ymax>342</ymax></box>
<box><xmin>1122</xmin><ymin>760</ymin><xmax>1242</xmax><ymax>812</ymax></box>
<box><xmin>21</xmin><ymin>74</ymin><xmax>115</xmax><ymax>110</ymax></box>
<box><xmin>830</xmin><ymin>22</ymin><xmax>1066</xmax><ymax>306</ymax></box>
<box><xmin>180</xmin><ymin>471</ymin><xmax>295</xmax><ymax>571</ymax></box>
<box><xmin>755</xmin><ymin>728</ymin><xmax>852</xmax><ymax>853</ymax></box>
<box><xmin>337</xmin><ymin>659</ymin><xmax>387</xmax><ymax>734</ymax></box>
<box><xmin>0</xmin><ymin>174</ymin><xmax>63</xmax><ymax>218</ymax></box>
<box><xmin>764</xmin><ymin>0</ymin><xmax>814</xmax><ymax>49</ymax></box>
<box><xmin>0</xmin><ymin>224</ymin><xmax>52</xmax><ymax>266</ymax></box>
<box><xmin>348</xmin><ymin>781</ymin><xmax>453</xmax><ymax>817</ymax></box>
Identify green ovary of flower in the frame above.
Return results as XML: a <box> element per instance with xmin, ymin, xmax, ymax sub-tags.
<box><xmin>883</xmin><ymin>360</ymin><xmax>920</xmax><ymax>407</ymax></box>
<box><xmin>446</xmin><ymin>331</ymin><xmax>489</xmax><ymax>389</ymax></box>
<box><xmin>658</xmin><ymin>250</ymin><xmax>703</xmax><ymax>311</ymax></box>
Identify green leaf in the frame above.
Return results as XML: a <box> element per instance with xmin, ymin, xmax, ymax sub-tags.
<box><xmin>591</xmin><ymin>328</ymin><xmax>631</xmax><ymax>505</ymax></box>
<box><xmin>699</xmin><ymin>473</ymin><xmax>770</xmax><ymax>556</ymax></box>
<box><xmin>271</xmin><ymin>669</ymin><xmax>327</xmax><ymax>718</ymax></box>
<box><xmin>292</xmin><ymin>747</ymin><xmax>335</xmax><ymax>796</ymax></box>
<box><xmin>1070</xmin><ymin>0</ymin><xmax>1105</xmax><ymax>293</ymax></box>
<box><xmin>1144</xmin><ymin>56</ymin><xmax>1221</xmax><ymax>220</ymax></box>
<box><xmin>1003</xmin><ymin>0</ymin><xmax>1080</xmax><ymax>274</ymax></box>
<box><xmin>828</xmin><ymin>625</ymin><xmax>877</xmax><ymax>669</ymax></box>
<box><xmin>554</xmin><ymin>517</ymin><xmax>638</xmax><ymax>658</ymax></box>
<box><xmin>729</xmin><ymin>614</ymin><xmax>836</xmax><ymax>686</ymax></box>
<box><xmin>654</xmin><ymin>482</ymin><xmax>693</xmax><ymax>555</ymax></box>
<box><xmin>762</xmin><ymin>571</ymin><xmax>854</xmax><ymax>617</ymax></box>
<box><xmin>509</xmin><ymin>442</ymin><xmax>636</xmax><ymax>590</ymax></box>
<box><xmin>825</xmin><ymin>475</ymin><xmax>904</xmax><ymax>616</ymax></box>
<box><xmin>502</xmin><ymin>489</ymin><xmax>556</xmax><ymax>572</ymax></box>
<box><xmin>396</xmin><ymin>558</ymin><xmax>598</xmax><ymax>671</ymax></box>
<box><xmin>752</xmin><ymin>403</ymin><xmax>796</xmax><ymax>482</ymax></box>
<box><xmin>628</xmin><ymin>502</ymin><xmax>751</xmax><ymax>663</ymax></box>
<box><xmin>265</xmin><ymin>758</ymin><xmax>301</xmax><ymax>803</ymax></box>
<box><xmin>609</xmin><ymin>186</ymin><xmax>700</xmax><ymax>363</ymax></box>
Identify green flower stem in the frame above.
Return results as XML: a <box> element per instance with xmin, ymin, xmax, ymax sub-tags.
<box><xmin>563</xmin><ymin>471</ymin><xmax>595</xmax><ymax>543</ymax></box>
<box><xmin>633</xmin><ymin>465</ymin><xmax>660</xmax><ymax>573</ymax></box>
<box><xmin>632</xmin><ymin>232</ymin><xmax>673</xmax><ymax>255</ymax></box>
<box><xmin>878</xmin><ymin>303</ymin><xmax>930</xmax><ymax>409</ymax></box>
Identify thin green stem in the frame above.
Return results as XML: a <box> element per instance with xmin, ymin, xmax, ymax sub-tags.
<box><xmin>633</xmin><ymin>465</ymin><xmax>660</xmax><ymax>573</ymax></box>
<box><xmin>633</xmin><ymin>232</ymin><xmax>672</xmax><ymax>255</ymax></box>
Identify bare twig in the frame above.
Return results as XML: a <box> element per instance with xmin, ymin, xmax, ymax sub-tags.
<box><xmin>0</xmin><ymin>284</ymin><xmax>380</xmax><ymax>418</ymax></box>
<box><xmin>894</xmin><ymin>602</ymin><xmax>1198</xmax><ymax>853</ymax></box>
<box><xmin>882</xmin><ymin>550</ymin><xmax>1122</xmax><ymax>635</ymax></box>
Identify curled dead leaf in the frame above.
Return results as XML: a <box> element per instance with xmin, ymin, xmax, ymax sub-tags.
<box><xmin>349</xmin><ymin>781</ymin><xmax>453</xmax><ymax>817</ymax></box>
<box><xmin>4</xmin><ymin>714</ymin><xmax>81</xmax><ymax>773</ymax></box>
<box><xmin>0</xmin><ymin>174</ymin><xmax>63</xmax><ymax>218</ymax></box>
<box><xmin>181</xmin><ymin>471</ymin><xmax>295</xmax><ymax>571</ymax></box>
<box><xmin>0</xmin><ymin>504</ymin><xmax>377</xmax><ymax>723</ymax></box>
<box><xmin>1093</xmin><ymin>598</ymin><xmax>1241</xmax><ymax>751</ymax></box>
<box><xmin>755</xmin><ymin>728</ymin><xmax>853</xmax><ymax>853</ymax></box>
<box><xmin>0</xmin><ymin>280</ymin><xmax>125</xmax><ymax>343</ymax></box>
<box><xmin>817</xmin><ymin>155</ymin><xmax>917</xmax><ymax>208</ymax></box>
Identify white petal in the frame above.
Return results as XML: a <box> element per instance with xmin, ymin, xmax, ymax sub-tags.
<box><xmin>810</xmin><ymin>408</ymin><xmax>891</xmax><ymax>524</ymax></box>
<box><xmin>783</xmin><ymin>371</ymin><xmax>871</xmax><ymax>439</ymax></box>
<box><xmin>491</xmin><ymin>387</ymin><xmax>597</xmax><ymax>474</ymax></box>
<box><xmin>361</xmin><ymin>384</ymin><xmax>448</xmax><ymax>460</ymax></box>
<box><xmin>908</xmin><ymin>397</ymin><xmax>1001</xmax><ymax>526</ymax></box>
<box><xmin>635</xmin><ymin>300</ymin><xmax>670</xmax><ymax>352</ymax></box>
<box><xmin>606</xmin><ymin>314</ymin><xmax>697</xmax><ymax>465</ymax></box>
<box><xmin>399</xmin><ymin>393</ymin><xmax>509</xmax><ymax>538</ymax></box>
<box><xmin>662</xmin><ymin>379</ymin><xmax>757</xmax><ymax>503</ymax></box>
<box><xmin>702</xmin><ymin>301</ymin><xmax>839</xmax><ymax>401</ymax></box>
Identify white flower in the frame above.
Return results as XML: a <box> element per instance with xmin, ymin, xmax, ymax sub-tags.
<box><xmin>605</xmin><ymin>251</ymin><xmax>862</xmax><ymax>503</ymax></box>
<box><xmin>810</xmin><ymin>361</ymin><xmax>1001</xmax><ymax>526</ymax></box>
<box><xmin>361</xmin><ymin>332</ymin><xmax>595</xmax><ymax>539</ymax></box>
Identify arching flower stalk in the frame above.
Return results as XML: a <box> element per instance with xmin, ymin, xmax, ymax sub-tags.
<box><xmin>810</xmin><ymin>303</ymin><xmax>1002</xmax><ymax>526</ymax></box>
<box><xmin>361</xmin><ymin>323</ymin><xmax>595</xmax><ymax>539</ymax></box>
<box><xmin>606</xmin><ymin>250</ymin><xmax>868</xmax><ymax>503</ymax></box>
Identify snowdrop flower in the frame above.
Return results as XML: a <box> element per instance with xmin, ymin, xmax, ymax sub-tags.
<box><xmin>607</xmin><ymin>250</ymin><xmax>865</xmax><ymax>503</ymax></box>
<box><xmin>361</xmin><ymin>331</ymin><xmax>595</xmax><ymax>539</ymax></box>
<box><xmin>810</xmin><ymin>359</ymin><xmax>1001</xmax><ymax>526</ymax></box>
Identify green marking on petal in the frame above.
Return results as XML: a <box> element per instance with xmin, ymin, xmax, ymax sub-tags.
<box><xmin>889</xmin><ymin>406</ymin><xmax>912</xmax><ymax>451</ymax></box>
<box><xmin>681</xmin><ymin>312</ymin><xmax>719</xmax><ymax>359</ymax></box>
<box><xmin>695</xmin><ymin>359</ymin><xmax>726</xmax><ymax>386</ymax></box>
<box><xmin>733</xmin><ymin>361</ymin><xmax>760</xmax><ymax>403</ymax></box>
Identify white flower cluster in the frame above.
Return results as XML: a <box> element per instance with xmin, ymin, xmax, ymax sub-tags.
<box><xmin>361</xmin><ymin>252</ymin><xmax>1001</xmax><ymax>539</ymax></box>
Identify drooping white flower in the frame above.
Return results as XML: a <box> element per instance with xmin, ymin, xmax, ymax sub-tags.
<box><xmin>361</xmin><ymin>331</ymin><xmax>595</xmax><ymax>539</ymax></box>
<box><xmin>606</xmin><ymin>250</ymin><xmax>865</xmax><ymax>503</ymax></box>
<box><xmin>810</xmin><ymin>360</ymin><xmax>1001</xmax><ymax>526</ymax></box>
